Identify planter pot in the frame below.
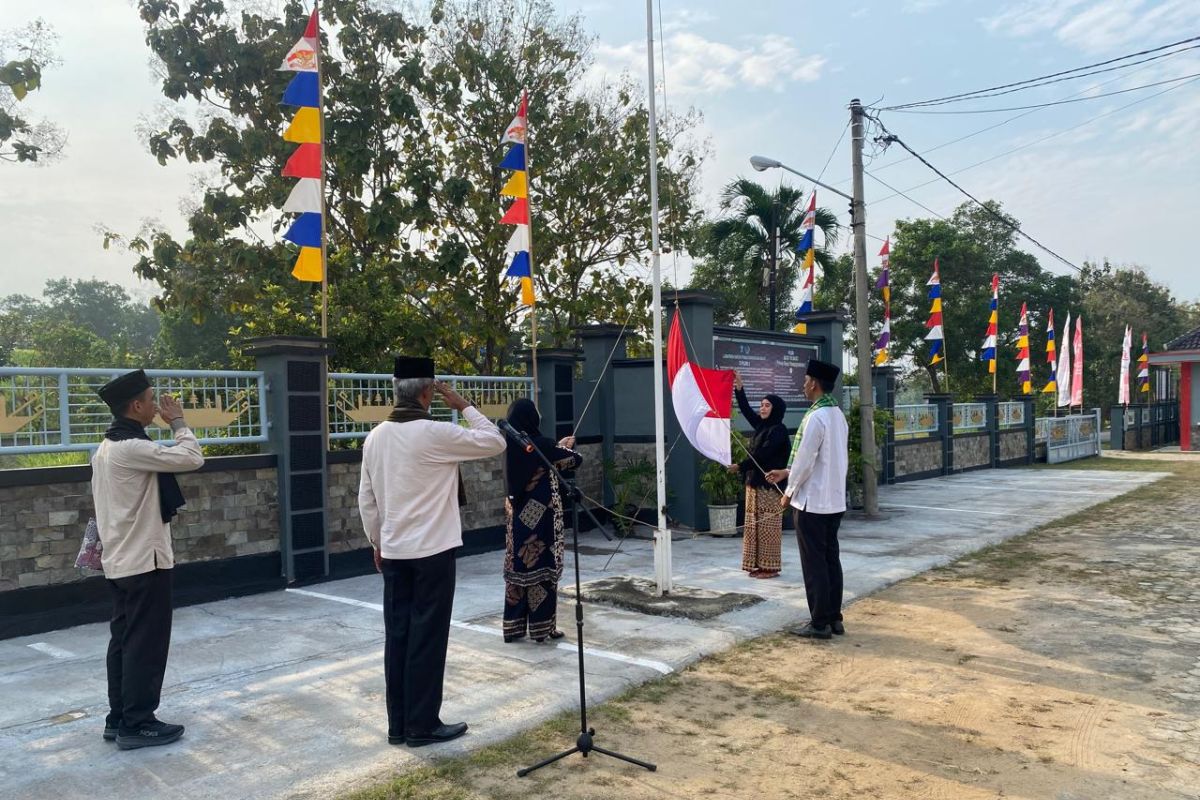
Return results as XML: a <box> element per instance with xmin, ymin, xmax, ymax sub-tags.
<box><xmin>707</xmin><ymin>504</ymin><xmax>739</xmax><ymax>536</ymax></box>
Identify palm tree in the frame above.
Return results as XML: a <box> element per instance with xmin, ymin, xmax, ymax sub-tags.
<box><xmin>690</xmin><ymin>177</ymin><xmax>840</xmax><ymax>330</ymax></box>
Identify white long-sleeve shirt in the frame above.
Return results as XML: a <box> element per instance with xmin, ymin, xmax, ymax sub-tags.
<box><xmin>90</xmin><ymin>421</ymin><xmax>205</xmax><ymax>580</ymax></box>
<box><xmin>359</xmin><ymin>406</ymin><xmax>506</xmax><ymax>560</ymax></box>
<box><xmin>784</xmin><ymin>404</ymin><xmax>849</xmax><ymax>515</ymax></box>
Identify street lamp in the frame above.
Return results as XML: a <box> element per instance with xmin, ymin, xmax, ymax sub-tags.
<box><xmin>749</xmin><ymin>146</ymin><xmax>878</xmax><ymax>516</ymax></box>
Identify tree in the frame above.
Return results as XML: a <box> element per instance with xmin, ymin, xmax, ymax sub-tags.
<box><xmin>0</xmin><ymin>18</ymin><xmax>65</xmax><ymax>163</ymax></box>
<box><xmin>884</xmin><ymin>201</ymin><xmax>1074</xmax><ymax>396</ymax></box>
<box><xmin>688</xmin><ymin>177</ymin><xmax>839</xmax><ymax>330</ymax></box>
<box><xmin>115</xmin><ymin>0</ymin><xmax>703</xmax><ymax>373</ymax></box>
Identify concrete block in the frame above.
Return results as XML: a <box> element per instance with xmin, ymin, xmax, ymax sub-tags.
<box><xmin>18</xmin><ymin>571</ymin><xmax>51</xmax><ymax>588</ymax></box>
<box><xmin>48</xmin><ymin>510</ymin><xmax>79</xmax><ymax>527</ymax></box>
<box><xmin>31</xmin><ymin>528</ymin><xmax>66</xmax><ymax>543</ymax></box>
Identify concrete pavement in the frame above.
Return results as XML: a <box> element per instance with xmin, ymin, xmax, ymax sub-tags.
<box><xmin>0</xmin><ymin>467</ymin><xmax>1164</xmax><ymax>800</ymax></box>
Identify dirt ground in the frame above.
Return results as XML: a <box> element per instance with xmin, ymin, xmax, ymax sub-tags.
<box><xmin>344</xmin><ymin>457</ymin><xmax>1200</xmax><ymax>800</ymax></box>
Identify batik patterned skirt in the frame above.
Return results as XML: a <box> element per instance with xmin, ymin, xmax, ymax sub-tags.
<box><xmin>742</xmin><ymin>485</ymin><xmax>783</xmax><ymax>572</ymax></box>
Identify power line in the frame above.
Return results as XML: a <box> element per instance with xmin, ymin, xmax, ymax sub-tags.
<box><xmin>869</xmin><ymin>74</ymin><xmax>1200</xmax><ymax>206</ymax></box>
<box><xmin>816</xmin><ymin>120</ymin><xmax>849</xmax><ymax>183</ymax></box>
<box><xmin>888</xmin><ymin>70</ymin><xmax>1200</xmax><ymax>115</ymax></box>
<box><xmin>881</xmin><ymin>34</ymin><xmax>1200</xmax><ymax>111</ymax></box>
<box><xmin>870</xmin><ymin>116</ymin><xmax>1081</xmax><ymax>273</ymax></box>
<box><xmin>864</xmin><ymin>170</ymin><xmax>946</xmax><ymax>220</ymax></box>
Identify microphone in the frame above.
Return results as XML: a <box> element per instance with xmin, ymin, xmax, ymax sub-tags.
<box><xmin>497</xmin><ymin>419</ymin><xmax>535</xmax><ymax>453</ymax></box>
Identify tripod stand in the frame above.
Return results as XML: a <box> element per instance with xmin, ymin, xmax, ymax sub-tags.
<box><xmin>515</xmin><ymin>443</ymin><xmax>656</xmax><ymax>777</ymax></box>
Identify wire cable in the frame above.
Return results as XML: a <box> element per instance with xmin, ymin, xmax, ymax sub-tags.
<box><xmin>880</xmin><ymin>34</ymin><xmax>1200</xmax><ymax>110</ymax></box>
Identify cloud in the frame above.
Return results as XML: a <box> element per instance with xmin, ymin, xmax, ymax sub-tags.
<box><xmin>902</xmin><ymin>0</ymin><xmax>947</xmax><ymax>12</ymax></box>
<box><xmin>661</xmin><ymin>8</ymin><xmax>717</xmax><ymax>33</ymax></box>
<box><xmin>592</xmin><ymin>33</ymin><xmax>827</xmax><ymax>95</ymax></box>
<box><xmin>983</xmin><ymin>0</ymin><xmax>1200</xmax><ymax>54</ymax></box>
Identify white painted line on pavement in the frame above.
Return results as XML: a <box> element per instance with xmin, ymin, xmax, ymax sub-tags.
<box><xmin>286</xmin><ymin>588</ymin><xmax>673</xmax><ymax>675</ymax></box>
<box><xmin>27</xmin><ymin>642</ymin><xmax>76</xmax><ymax>659</ymax></box>
<box><xmin>941</xmin><ymin>480</ymin><xmax>1114</xmax><ymax>496</ymax></box>
<box><xmin>884</xmin><ymin>503</ymin><xmax>1023</xmax><ymax>517</ymax></box>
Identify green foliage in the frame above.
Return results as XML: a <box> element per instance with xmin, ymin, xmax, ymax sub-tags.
<box><xmin>688</xmin><ymin>177</ymin><xmax>840</xmax><ymax>330</ymax></box>
<box><xmin>603</xmin><ymin>455</ymin><xmax>656</xmax><ymax>534</ymax></box>
<box><xmin>699</xmin><ymin>428</ymin><xmax>749</xmax><ymax>506</ymax></box>
<box><xmin>0</xmin><ymin>18</ymin><xmax>64</xmax><ymax>163</ymax></box>
<box><xmin>846</xmin><ymin>402</ymin><xmax>889</xmax><ymax>487</ymax></box>
<box><xmin>117</xmin><ymin>0</ymin><xmax>704</xmax><ymax>372</ymax></box>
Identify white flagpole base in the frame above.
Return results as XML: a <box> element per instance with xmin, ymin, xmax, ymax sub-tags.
<box><xmin>654</xmin><ymin>525</ymin><xmax>673</xmax><ymax>595</ymax></box>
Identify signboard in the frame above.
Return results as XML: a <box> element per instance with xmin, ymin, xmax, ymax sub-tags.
<box><xmin>713</xmin><ymin>335</ymin><xmax>819</xmax><ymax>401</ymax></box>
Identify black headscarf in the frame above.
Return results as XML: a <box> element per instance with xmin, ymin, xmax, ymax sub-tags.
<box><xmin>504</xmin><ymin>398</ymin><xmax>559</xmax><ymax>499</ymax></box>
<box><xmin>104</xmin><ymin>417</ymin><xmax>187</xmax><ymax>523</ymax></box>
<box><xmin>748</xmin><ymin>393</ymin><xmax>788</xmax><ymax>451</ymax></box>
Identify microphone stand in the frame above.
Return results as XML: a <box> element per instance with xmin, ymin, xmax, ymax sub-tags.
<box><xmin>505</xmin><ymin>432</ymin><xmax>656</xmax><ymax>777</ymax></box>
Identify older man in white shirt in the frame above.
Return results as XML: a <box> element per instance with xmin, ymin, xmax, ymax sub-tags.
<box><xmin>766</xmin><ymin>358</ymin><xmax>849</xmax><ymax>640</ymax></box>
<box><xmin>359</xmin><ymin>356</ymin><xmax>506</xmax><ymax>747</ymax></box>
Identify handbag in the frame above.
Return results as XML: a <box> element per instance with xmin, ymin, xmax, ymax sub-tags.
<box><xmin>74</xmin><ymin>517</ymin><xmax>104</xmax><ymax>572</ymax></box>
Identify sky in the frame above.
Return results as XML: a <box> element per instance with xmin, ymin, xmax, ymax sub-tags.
<box><xmin>2</xmin><ymin>0</ymin><xmax>1199</xmax><ymax>305</ymax></box>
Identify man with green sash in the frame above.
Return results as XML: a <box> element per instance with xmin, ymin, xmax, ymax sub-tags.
<box><xmin>766</xmin><ymin>358</ymin><xmax>848</xmax><ymax>640</ymax></box>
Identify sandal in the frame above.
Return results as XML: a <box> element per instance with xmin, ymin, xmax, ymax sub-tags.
<box><xmin>534</xmin><ymin>630</ymin><xmax>566</xmax><ymax>643</ymax></box>
<box><xmin>503</xmin><ymin>634</ymin><xmax>526</xmax><ymax>643</ymax></box>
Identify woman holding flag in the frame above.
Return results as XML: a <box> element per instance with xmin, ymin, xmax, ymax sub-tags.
<box><xmin>730</xmin><ymin>372</ymin><xmax>789</xmax><ymax>578</ymax></box>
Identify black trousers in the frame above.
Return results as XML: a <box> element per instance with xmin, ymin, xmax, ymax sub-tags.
<box><xmin>382</xmin><ymin>549</ymin><xmax>457</xmax><ymax>737</ymax></box>
<box><xmin>794</xmin><ymin>509</ymin><xmax>845</xmax><ymax>629</ymax></box>
<box><xmin>106</xmin><ymin>568</ymin><xmax>174</xmax><ymax>731</ymax></box>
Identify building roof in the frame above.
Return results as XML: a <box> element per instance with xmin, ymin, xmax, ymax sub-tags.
<box><xmin>1165</xmin><ymin>325</ymin><xmax>1200</xmax><ymax>352</ymax></box>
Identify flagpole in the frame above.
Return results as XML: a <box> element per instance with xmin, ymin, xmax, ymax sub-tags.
<box><xmin>646</xmin><ymin>0</ymin><xmax>671</xmax><ymax>596</ymax></box>
<box><xmin>524</xmin><ymin>93</ymin><xmax>539</xmax><ymax>407</ymax></box>
<box><xmin>314</xmin><ymin>0</ymin><xmax>328</xmax><ymax>340</ymax></box>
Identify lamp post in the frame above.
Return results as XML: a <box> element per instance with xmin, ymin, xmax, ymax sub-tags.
<box><xmin>750</xmin><ymin>132</ymin><xmax>879</xmax><ymax>516</ymax></box>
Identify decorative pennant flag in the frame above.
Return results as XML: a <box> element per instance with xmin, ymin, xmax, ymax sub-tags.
<box><xmin>497</xmin><ymin>92</ymin><xmax>533</xmax><ymax>306</ymax></box>
<box><xmin>280</xmin><ymin>8</ymin><xmax>319</xmax><ymax>72</ymax></box>
<box><xmin>668</xmin><ymin>309</ymin><xmax>735</xmax><ymax>464</ymax></box>
<box><xmin>1071</xmin><ymin>315</ymin><xmax>1084</xmax><ymax>407</ymax></box>
<box><xmin>501</xmin><ymin>93</ymin><xmax>528</xmax><ymax>145</ymax></box>
<box><xmin>980</xmin><ymin>273</ymin><xmax>999</xmax><ymax>374</ymax></box>
<box><xmin>1137</xmin><ymin>331</ymin><xmax>1150</xmax><ymax>394</ymax></box>
<box><xmin>1016</xmin><ymin>302</ymin><xmax>1031</xmax><ymax>394</ymax></box>
<box><xmin>278</xmin><ymin>6</ymin><xmax>324</xmax><ymax>284</ymax></box>
<box><xmin>1119</xmin><ymin>325</ymin><xmax>1133</xmax><ymax>405</ymax></box>
<box><xmin>1056</xmin><ymin>311</ymin><xmax>1073</xmax><ymax>407</ymax></box>
<box><xmin>794</xmin><ymin>193</ymin><xmax>817</xmax><ymax>318</ymax></box>
<box><xmin>283</xmin><ymin>107</ymin><xmax>321</xmax><ymax>143</ymax></box>
<box><xmin>925</xmin><ymin>258</ymin><xmax>945</xmax><ymax>365</ymax></box>
<box><xmin>873</xmin><ymin>238</ymin><xmax>891</xmax><ymax>365</ymax></box>
<box><xmin>1042</xmin><ymin>309</ymin><xmax>1057</xmax><ymax>394</ymax></box>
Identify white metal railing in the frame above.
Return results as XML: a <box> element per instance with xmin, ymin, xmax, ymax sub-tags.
<box><xmin>893</xmin><ymin>403</ymin><xmax>939</xmax><ymax>438</ymax></box>
<box><xmin>998</xmin><ymin>401</ymin><xmax>1026</xmax><ymax>428</ymax></box>
<box><xmin>952</xmin><ymin>402</ymin><xmax>987</xmax><ymax>432</ymax></box>
<box><xmin>0</xmin><ymin>367</ymin><xmax>268</xmax><ymax>454</ymax></box>
<box><xmin>1038</xmin><ymin>411</ymin><xmax>1101</xmax><ymax>463</ymax></box>
<box><xmin>328</xmin><ymin>373</ymin><xmax>533</xmax><ymax>440</ymax></box>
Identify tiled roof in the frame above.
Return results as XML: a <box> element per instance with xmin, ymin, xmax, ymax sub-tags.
<box><xmin>1164</xmin><ymin>325</ymin><xmax>1200</xmax><ymax>351</ymax></box>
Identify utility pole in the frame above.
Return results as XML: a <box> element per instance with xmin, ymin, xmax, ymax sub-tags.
<box><xmin>849</xmin><ymin>98</ymin><xmax>879</xmax><ymax>516</ymax></box>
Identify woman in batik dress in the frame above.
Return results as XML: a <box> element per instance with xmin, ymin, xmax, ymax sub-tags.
<box><xmin>731</xmin><ymin>372</ymin><xmax>790</xmax><ymax>578</ymax></box>
<box><xmin>502</xmin><ymin>399</ymin><xmax>582</xmax><ymax>643</ymax></box>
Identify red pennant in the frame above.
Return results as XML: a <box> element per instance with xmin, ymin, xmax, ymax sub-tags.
<box><xmin>283</xmin><ymin>143</ymin><xmax>321</xmax><ymax>178</ymax></box>
<box><xmin>304</xmin><ymin>7</ymin><xmax>319</xmax><ymax>39</ymax></box>
<box><xmin>500</xmin><ymin>197</ymin><xmax>529</xmax><ymax>225</ymax></box>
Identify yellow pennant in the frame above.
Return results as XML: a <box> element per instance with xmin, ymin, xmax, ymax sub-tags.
<box><xmin>520</xmin><ymin>276</ymin><xmax>535</xmax><ymax>305</ymax></box>
<box><xmin>292</xmin><ymin>246</ymin><xmax>323</xmax><ymax>282</ymax></box>
<box><xmin>501</xmin><ymin>171</ymin><xmax>528</xmax><ymax>198</ymax></box>
<box><xmin>284</xmin><ymin>107</ymin><xmax>322</xmax><ymax>144</ymax></box>
<box><xmin>792</xmin><ymin>322</ymin><xmax>807</xmax><ymax>335</ymax></box>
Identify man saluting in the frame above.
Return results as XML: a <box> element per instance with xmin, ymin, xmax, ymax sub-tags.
<box><xmin>92</xmin><ymin>369</ymin><xmax>204</xmax><ymax>749</ymax></box>
<box><xmin>766</xmin><ymin>358</ymin><xmax>849</xmax><ymax>640</ymax></box>
<box><xmin>359</xmin><ymin>356</ymin><xmax>506</xmax><ymax>747</ymax></box>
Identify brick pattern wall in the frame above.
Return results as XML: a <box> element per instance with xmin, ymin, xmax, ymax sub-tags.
<box><xmin>0</xmin><ymin>466</ymin><xmax>278</xmax><ymax>592</ymax></box>
<box><xmin>894</xmin><ymin>439</ymin><xmax>942</xmax><ymax>478</ymax></box>
<box><xmin>955</xmin><ymin>434</ymin><xmax>991</xmax><ymax>470</ymax></box>
<box><xmin>573</xmin><ymin>443</ymin><xmax>604</xmax><ymax>499</ymax></box>
<box><xmin>999</xmin><ymin>430</ymin><xmax>1027</xmax><ymax>462</ymax></box>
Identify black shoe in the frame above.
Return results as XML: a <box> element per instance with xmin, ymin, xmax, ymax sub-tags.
<box><xmin>103</xmin><ymin>725</ymin><xmax>119</xmax><ymax>741</ymax></box>
<box><xmin>116</xmin><ymin>720</ymin><xmax>185</xmax><ymax>750</ymax></box>
<box><xmin>407</xmin><ymin>722</ymin><xmax>468</xmax><ymax>747</ymax></box>
<box><xmin>387</xmin><ymin>733</ymin><xmax>405</xmax><ymax>746</ymax></box>
<box><xmin>791</xmin><ymin>622</ymin><xmax>833</xmax><ymax>640</ymax></box>
<box><xmin>831</xmin><ymin>621</ymin><xmax>845</xmax><ymax>636</ymax></box>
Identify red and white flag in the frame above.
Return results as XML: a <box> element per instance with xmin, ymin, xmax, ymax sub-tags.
<box><xmin>280</xmin><ymin>8</ymin><xmax>320</xmax><ymax>72</ymax></box>
<box><xmin>1070</xmin><ymin>315</ymin><xmax>1084</xmax><ymax>407</ymax></box>
<box><xmin>668</xmin><ymin>310</ymin><xmax>734</xmax><ymax>464</ymax></box>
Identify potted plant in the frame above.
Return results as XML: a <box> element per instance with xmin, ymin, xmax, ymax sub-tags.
<box><xmin>603</xmin><ymin>455</ymin><xmax>657</xmax><ymax>537</ymax></box>
<box><xmin>699</xmin><ymin>429</ymin><xmax>748</xmax><ymax>536</ymax></box>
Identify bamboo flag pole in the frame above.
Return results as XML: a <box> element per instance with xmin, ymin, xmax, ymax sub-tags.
<box><xmin>525</xmin><ymin>106</ymin><xmax>539</xmax><ymax>406</ymax></box>
<box><xmin>314</xmin><ymin>0</ymin><xmax>329</xmax><ymax>340</ymax></box>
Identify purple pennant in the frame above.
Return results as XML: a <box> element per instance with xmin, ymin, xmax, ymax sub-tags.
<box><xmin>875</xmin><ymin>269</ymin><xmax>889</xmax><ymax>290</ymax></box>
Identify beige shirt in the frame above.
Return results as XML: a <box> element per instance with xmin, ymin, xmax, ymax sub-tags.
<box><xmin>90</xmin><ymin>422</ymin><xmax>205</xmax><ymax>580</ymax></box>
<box><xmin>359</xmin><ymin>406</ymin><xmax>506</xmax><ymax>560</ymax></box>
<box><xmin>784</xmin><ymin>404</ymin><xmax>849</xmax><ymax>515</ymax></box>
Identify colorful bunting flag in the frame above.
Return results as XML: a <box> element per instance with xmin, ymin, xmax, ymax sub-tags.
<box><xmin>1056</xmin><ymin>311</ymin><xmax>1073</xmax><ymax>407</ymax></box>
<box><xmin>1042</xmin><ymin>309</ymin><xmax>1057</xmax><ymax>394</ymax></box>
<box><xmin>980</xmin><ymin>273</ymin><xmax>998</xmax><ymax>375</ymax></box>
<box><xmin>1070</xmin><ymin>315</ymin><xmax>1084</xmax><ymax>407</ymax></box>
<box><xmin>1016</xmin><ymin>302</ymin><xmax>1031</xmax><ymax>394</ymax></box>
<box><xmin>498</xmin><ymin>92</ymin><xmax>534</xmax><ymax>306</ymax></box>
<box><xmin>925</xmin><ymin>258</ymin><xmax>945</xmax><ymax>366</ymax></box>
<box><xmin>794</xmin><ymin>193</ymin><xmax>816</xmax><ymax>316</ymax></box>
<box><xmin>873</xmin><ymin>238</ymin><xmax>890</xmax><ymax>366</ymax></box>
<box><xmin>277</xmin><ymin>7</ymin><xmax>325</xmax><ymax>284</ymax></box>
<box><xmin>1137</xmin><ymin>331</ymin><xmax>1150</xmax><ymax>394</ymax></box>
<box><xmin>1119</xmin><ymin>325</ymin><xmax>1133</xmax><ymax>405</ymax></box>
